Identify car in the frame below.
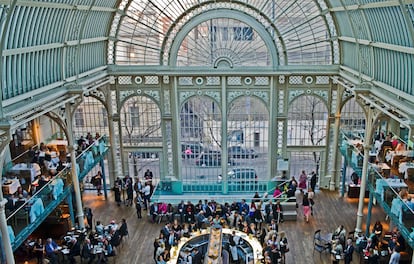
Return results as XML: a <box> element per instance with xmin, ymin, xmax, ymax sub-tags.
<box><xmin>217</xmin><ymin>168</ymin><xmax>258</xmax><ymax>184</ymax></box>
<box><xmin>228</xmin><ymin>146</ymin><xmax>258</xmax><ymax>159</ymax></box>
<box><xmin>195</xmin><ymin>151</ymin><xmax>222</xmax><ymax>167</ymax></box>
<box><xmin>181</xmin><ymin>142</ymin><xmax>205</xmax><ymax>158</ymax></box>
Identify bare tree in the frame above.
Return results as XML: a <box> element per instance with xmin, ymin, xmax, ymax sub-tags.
<box><xmin>121</xmin><ymin>97</ymin><xmax>161</xmax><ymax>145</ymax></box>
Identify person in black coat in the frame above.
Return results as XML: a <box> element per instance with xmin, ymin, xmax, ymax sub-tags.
<box><xmin>310</xmin><ymin>171</ymin><xmax>317</xmax><ymax>191</ymax></box>
<box><xmin>344</xmin><ymin>238</ymin><xmax>354</xmax><ymax>264</ymax></box>
<box><xmin>119</xmin><ymin>218</ymin><xmax>128</xmax><ymax>240</ymax></box>
<box><xmin>192</xmin><ymin>247</ymin><xmax>203</xmax><ymax>264</ymax></box>
<box><xmin>81</xmin><ymin>238</ymin><xmax>95</xmax><ymax>264</ymax></box>
<box><xmin>68</xmin><ymin>238</ymin><xmax>81</xmax><ymax>264</ymax></box>
<box><xmin>113</xmin><ymin>177</ymin><xmax>122</xmax><ymax>206</ymax></box>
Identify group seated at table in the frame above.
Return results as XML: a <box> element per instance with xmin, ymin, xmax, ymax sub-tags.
<box><xmin>23</xmin><ymin>218</ymin><xmax>127</xmax><ymax>264</ymax></box>
<box><xmin>354</xmin><ymin>224</ymin><xmax>408</xmax><ymax>262</ymax></box>
<box><xmin>151</xmin><ymin>198</ymin><xmax>291</xmax><ymax>264</ymax></box>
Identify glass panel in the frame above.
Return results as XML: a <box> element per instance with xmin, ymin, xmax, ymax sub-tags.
<box><xmin>120</xmin><ymin>96</ymin><xmax>162</xmax><ymax>146</ymax></box>
<box><xmin>72</xmin><ymin>96</ymin><xmax>109</xmax><ymax>139</ymax></box>
<box><xmin>227</xmin><ymin>96</ymin><xmax>269</xmax><ymax>191</ymax></box>
<box><xmin>180</xmin><ymin>96</ymin><xmax>222</xmax><ymax>189</ymax></box>
<box><xmin>288</xmin><ymin>151</ymin><xmax>321</xmax><ymax>189</ymax></box>
<box><xmin>287</xmin><ymin>95</ymin><xmax>327</xmax><ymax>146</ymax></box>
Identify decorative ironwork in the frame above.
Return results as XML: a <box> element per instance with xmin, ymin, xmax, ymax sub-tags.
<box><xmin>227</xmin><ymin>77</ymin><xmax>242</xmax><ymax>86</ymax></box>
<box><xmin>145</xmin><ymin>76</ymin><xmax>159</xmax><ymax>85</ymax></box>
<box><xmin>144</xmin><ymin>90</ymin><xmax>160</xmax><ymax>102</ymax></box>
<box><xmin>118</xmin><ymin>76</ymin><xmax>132</xmax><ymax>85</ymax></box>
<box><xmin>253</xmin><ymin>91</ymin><xmax>269</xmax><ymax>104</ymax></box>
<box><xmin>205</xmin><ymin>91</ymin><xmax>221</xmax><ymax>103</ymax></box>
<box><xmin>206</xmin><ymin>77</ymin><xmax>220</xmax><ymax>86</ymax></box>
<box><xmin>227</xmin><ymin>91</ymin><xmax>244</xmax><ymax>103</ymax></box>
<box><xmin>164</xmin><ymin>90</ymin><xmax>171</xmax><ymax>115</ymax></box>
<box><xmin>179</xmin><ymin>91</ymin><xmax>196</xmax><ymax>104</ymax></box>
<box><xmin>255</xmin><ymin>77</ymin><xmax>269</xmax><ymax>86</ymax></box>
<box><xmin>119</xmin><ymin>90</ymin><xmax>135</xmax><ymax>102</ymax></box>
<box><xmin>288</xmin><ymin>90</ymin><xmax>305</xmax><ymax>103</ymax></box>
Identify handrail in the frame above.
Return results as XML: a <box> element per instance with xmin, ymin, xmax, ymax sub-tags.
<box><xmin>6</xmin><ymin>135</ymin><xmax>107</xmax><ymax>221</ymax></box>
<box><xmin>7</xmin><ymin>136</ymin><xmax>109</xmax><ymax>251</ymax></box>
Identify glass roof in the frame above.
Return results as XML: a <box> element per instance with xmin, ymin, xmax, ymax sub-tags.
<box><xmin>112</xmin><ymin>0</ymin><xmax>339</xmax><ymax>66</ymax></box>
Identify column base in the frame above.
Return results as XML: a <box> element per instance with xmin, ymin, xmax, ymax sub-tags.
<box><xmin>329</xmin><ymin>181</ymin><xmax>336</xmax><ymax>191</ymax></box>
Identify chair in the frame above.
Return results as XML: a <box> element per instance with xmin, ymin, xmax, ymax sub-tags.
<box><xmin>348</xmin><ymin>231</ymin><xmax>355</xmax><ymax>241</ymax></box>
<box><xmin>13</xmin><ymin>209</ymin><xmax>29</xmax><ymax>226</ymax></box>
<box><xmin>313</xmin><ymin>230</ymin><xmax>330</xmax><ymax>258</ymax></box>
<box><xmin>407</xmin><ymin>168</ymin><xmax>414</xmax><ymax>181</ymax></box>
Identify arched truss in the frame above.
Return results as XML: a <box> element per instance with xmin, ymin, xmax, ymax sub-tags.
<box><xmin>113</xmin><ymin>0</ymin><xmax>338</xmax><ymax>66</ymax></box>
<box><xmin>167</xmin><ymin>12</ymin><xmax>279</xmax><ymax>68</ymax></box>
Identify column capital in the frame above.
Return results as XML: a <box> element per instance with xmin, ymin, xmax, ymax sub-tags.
<box><xmin>67</xmin><ymin>145</ymin><xmax>75</xmax><ymax>152</ymax></box>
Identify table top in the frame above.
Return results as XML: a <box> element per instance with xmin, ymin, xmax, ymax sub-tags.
<box><xmin>167</xmin><ymin>228</ymin><xmax>263</xmax><ymax>264</ymax></box>
<box><xmin>377</xmin><ymin>178</ymin><xmax>407</xmax><ymax>189</ymax></box>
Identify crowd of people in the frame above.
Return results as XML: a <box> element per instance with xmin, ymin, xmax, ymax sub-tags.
<box><xmin>149</xmin><ymin>196</ymin><xmax>291</xmax><ymax>264</ymax></box>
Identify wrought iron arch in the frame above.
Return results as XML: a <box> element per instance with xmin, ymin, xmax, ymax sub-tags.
<box><xmin>166</xmin><ymin>9</ymin><xmax>279</xmax><ymax>67</ymax></box>
<box><xmin>118</xmin><ymin>92</ymin><xmax>161</xmax><ymax>114</ymax></box>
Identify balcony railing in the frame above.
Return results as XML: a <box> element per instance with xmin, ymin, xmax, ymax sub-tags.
<box><xmin>367</xmin><ymin>166</ymin><xmax>414</xmax><ymax>249</ymax></box>
<box><xmin>4</xmin><ymin>136</ymin><xmax>109</xmax><ymax>251</ymax></box>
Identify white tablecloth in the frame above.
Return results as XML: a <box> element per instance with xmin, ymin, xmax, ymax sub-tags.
<box><xmin>2</xmin><ymin>179</ymin><xmax>21</xmax><ymax>195</ymax></box>
<box><xmin>375</xmin><ymin>179</ymin><xmax>407</xmax><ymax>200</ymax></box>
<box><xmin>30</xmin><ymin>198</ymin><xmax>45</xmax><ymax>223</ymax></box>
<box><xmin>10</xmin><ymin>163</ymin><xmax>39</xmax><ymax>182</ymax></box>
<box><xmin>399</xmin><ymin>162</ymin><xmax>414</xmax><ymax>179</ymax></box>
<box><xmin>50</xmin><ymin>178</ymin><xmax>64</xmax><ymax>200</ymax></box>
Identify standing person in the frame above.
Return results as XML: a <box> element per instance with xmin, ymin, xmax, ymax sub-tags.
<box><xmin>84</xmin><ymin>207</ymin><xmax>93</xmax><ymax>230</ymax></box>
<box><xmin>310</xmin><ymin>171</ymin><xmax>317</xmax><ymax>192</ymax></box>
<box><xmin>302</xmin><ymin>193</ymin><xmax>311</xmax><ymax>223</ymax></box>
<box><xmin>93</xmin><ymin>171</ymin><xmax>103</xmax><ymax>195</ymax></box>
<box><xmin>229</xmin><ymin>230</ymin><xmax>240</xmax><ymax>264</ymax></box>
<box><xmin>279</xmin><ymin>231</ymin><xmax>289</xmax><ymax>264</ymax></box>
<box><xmin>344</xmin><ymin>238</ymin><xmax>354</xmax><ymax>264</ymax></box>
<box><xmin>113</xmin><ymin>177</ymin><xmax>122</xmax><ymax>206</ymax></box>
<box><xmin>298</xmin><ymin>170</ymin><xmax>307</xmax><ymax>192</ymax></box>
<box><xmin>253</xmin><ymin>204</ymin><xmax>264</xmax><ymax>230</ymax></box>
<box><xmin>144</xmin><ymin>168</ymin><xmax>153</xmax><ymax>180</ymax></box>
<box><xmin>33</xmin><ymin>238</ymin><xmax>44</xmax><ymax>264</ymax></box>
<box><xmin>135</xmin><ymin>196</ymin><xmax>142</xmax><ymax>219</ymax></box>
<box><xmin>142</xmin><ymin>182</ymin><xmax>151</xmax><ymax>211</ymax></box>
<box><xmin>389</xmin><ymin>246</ymin><xmax>401</xmax><ymax>264</ymax></box>
<box><xmin>273</xmin><ymin>201</ymin><xmax>284</xmax><ymax>223</ymax></box>
<box><xmin>119</xmin><ymin>218</ymin><xmax>128</xmax><ymax>241</ymax></box>
<box><xmin>133</xmin><ymin>178</ymin><xmax>143</xmax><ymax>202</ymax></box>
<box><xmin>308</xmin><ymin>188</ymin><xmax>315</xmax><ymax>216</ymax></box>
<box><xmin>125</xmin><ymin>176</ymin><xmax>134</xmax><ymax>206</ymax></box>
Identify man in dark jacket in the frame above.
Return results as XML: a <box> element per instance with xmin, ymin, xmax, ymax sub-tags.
<box><xmin>192</xmin><ymin>247</ymin><xmax>203</xmax><ymax>264</ymax></box>
<box><xmin>344</xmin><ymin>238</ymin><xmax>354</xmax><ymax>264</ymax></box>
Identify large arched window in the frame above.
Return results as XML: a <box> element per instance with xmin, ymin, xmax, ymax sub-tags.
<box><xmin>72</xmin><ymin>96</ymin><xmax>109</xmax><ymax>139</ymax></box>
<box><xmin>340</xmin><ymin>97</ymin><xmax>366</xmax><ymax>139</ymax></box>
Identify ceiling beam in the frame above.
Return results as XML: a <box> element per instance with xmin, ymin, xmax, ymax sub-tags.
<box><xmin>0</xmin><ymin>0</ymin><xmax>116</xmax><ymax>12</ymax></box>
<box><xmin>329</xmin><ymin>0</ymin><xmax>414</xmax><ymax>12</ymax></box>
<box><xmin>339</xmin><ymin>36</ymin><xmax>414</xmax><ymax>55</ymax></box>
<box><xmin>2</xmin><ymin>37</ymin><xmax>108</xmax><ymax>56</ymax></box>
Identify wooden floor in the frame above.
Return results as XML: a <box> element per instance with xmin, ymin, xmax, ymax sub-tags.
<box><xmin>77</xmin><ymin>188</ymin><xmax>389</xmax><ymax>264</ymax></box>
